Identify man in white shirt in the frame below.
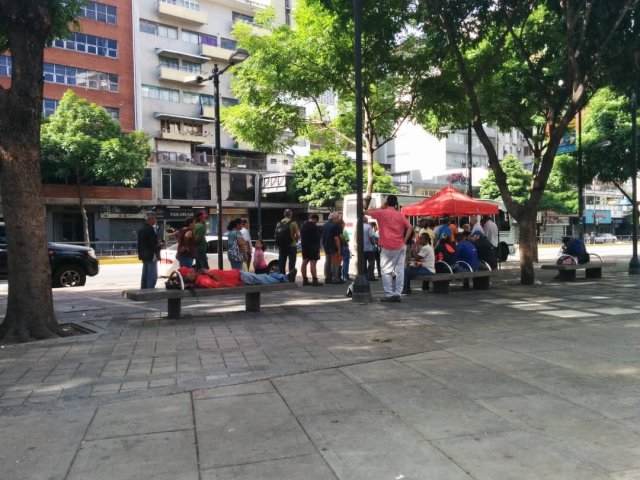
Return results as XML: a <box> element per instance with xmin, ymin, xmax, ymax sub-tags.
<box><xmin>481</xmin><ymin>216</ymin><xmax>499</xmax><ymax>247</ymax></box>
<box><xmin>402</xmin><ymin>233</ymin><xmax>435</xmax><ymax>294</ymax></box>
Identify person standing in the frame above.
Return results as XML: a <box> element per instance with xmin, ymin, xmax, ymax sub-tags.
<box><xmin>227</xmin><ymin>218</ymin><xmax>247</xmax><ymax>270</ymax></box>
<box><xmin>362</xmin><ymin>215</ymin><xmax>376</xmax><ymax>281</ymax></box>
<box><xmin>322</xmin><ymin>212</ymin><xmax>343</xmax><ymax>284</ymax></box>
<box><xmin>482</xmin><ymin>216</ymin><xmax>499</xmax><ymax>247</ymax></box>
<box><xmin>252</xmin><ymin>239</ymin><xmax>269</xmax><ymax>274</ymax></box>
<box><xmin>275</xmin><ymin>209</ymin><xmax>299</xmax><ymax>278</ymax></box>
<box><xmin>174</xmin><ymin>217</ymin><xmax>196</xmax><ymax>268</ymax></box>
<box><xmin>300</xmin><ymin>213</ymin><xmax>323</xmax><ymax>286</ymax></box>
<box><xmin>340</xmin><ymin>220</ymin><xmax>351</xmax><ymax>282</ymax></box>
<box><xmin>240</xmin><ymin>218</ymin><xmax>252</xmax><ymax>271</ymax></box>
<box><xmin>371</xmin><ymin>221</ymin><xmax>382</xmax><ymax>279</ymax></box>
<box><xmin>194</xmin><ymin>212</ymin><xmax>209</xmax><ymax>270</ymax></box>
<box><xmin>365</xmin><ymin>195</ymin><xmax>413</xmax><ymax>302</ymax></box>
<box><xmin>137</xmin><ymin>211</ymin><xmax>165</xmax><ymax>289</ymax></box>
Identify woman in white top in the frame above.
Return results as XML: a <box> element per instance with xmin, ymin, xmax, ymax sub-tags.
<box><xmin>402</xmin><ymin>233</ymin><xmax>435</xmax><ymax>294</ymax></box>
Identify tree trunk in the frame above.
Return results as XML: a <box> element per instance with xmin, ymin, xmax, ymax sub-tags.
<box><xmin>0</xmin><ymin>4</ymin><xmax>58</xmax><ymax>341</ymax></box>
<box><xmin>76</xmin><ymin>176</ymin><xmax>90</xmax><ymax>246</ymax></box>
<box><xmin>517</xmin><ymin>213</ymin><xmax>538</xmax><ymax>285</ymax></box>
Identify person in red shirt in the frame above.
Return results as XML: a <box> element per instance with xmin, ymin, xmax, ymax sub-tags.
<box><xmin>365</xmin><ymin>195</ymin><xmax>413</xmax><ymax>302</ymax></box>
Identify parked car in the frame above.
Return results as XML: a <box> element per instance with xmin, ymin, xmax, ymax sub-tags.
<box><xmin>593</xmin><ymin>233</ymin><xmax>617</xmax><ymax>244</ymax></box>
<box><xmin>0</xmin><ymin>222</ymin><xmax>100</xmax><ymax>287</ymax></box>
<box><xmin>158</xmin><ymin>235</ymin><xmax>279</xmax><ymax>277</ymax></box>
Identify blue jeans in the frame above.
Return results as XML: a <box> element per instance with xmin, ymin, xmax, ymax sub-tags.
<box><xmin>278</xmin><ymin>246</ymin><xmax>297</xmax><ymax>273</ymax></box>
<box><xmin>178</xmin><ymin>256</ymin><xmax>194</xmax><ymax>268</ymax></box>
<box><xmin>404</xmin><ymin>266</ymin><xmax>434</xmax><ymax>291</ymax></box>
<box><xmin>240</xmin><ymin>271</ymin><xmax>289</xmax><ymax>284</ymax></box>
<box><xmin>229</xmin><ymin>258</ymin><xmax>243</xmax><ymax>270</ymax></box>
<box><xmin>341</xmin><ymin>246</ymin><xmax>351</xmax><ymax>280</ymax></box>
<box><xmin>141</xmin><ymin>260</ymin><xmax>158</xmax><ymax>289</ymax></box>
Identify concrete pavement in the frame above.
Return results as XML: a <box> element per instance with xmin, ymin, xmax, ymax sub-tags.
<box><xmin>1</xmin><ymin>260</ymin><xmax>640</xmax><ymax>479</ymax></box>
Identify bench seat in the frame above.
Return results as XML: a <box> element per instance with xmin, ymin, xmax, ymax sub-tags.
<box><xmin>124</xmin><ymin>283</ymin><xmax>297</xmax><ymax>318</ymax></box>
<box><xmin>540</xmin><ymin>253</ymin><xmax>614</xmax><ymax>281</ymax></box>
<box><xmin>408</xmin><ymin>269</ymin><xmax>494</xmax><ymax>294</ymax></box>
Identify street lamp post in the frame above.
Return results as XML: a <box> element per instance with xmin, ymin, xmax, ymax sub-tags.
<box><xmin>577</xmin><ymin>110</ymin><xmax>584</xmax><ymax>239</ymax></box>
<box><xmin>197</xmin><ymin>49</ymin><xmax>249</xmax><ymax>268</ymax></box>
<box><xmin>351</xmin><ymin>0</ymin><xmax>371</xmax><ymax>303</ymax></box>
<box><xmin>629</xmin><ymin>87</ymin><xmax>639</xmax><ymax>274</ymax></box>
<box><xmin>467</xmin><ymin>123</ymin><xmax>473</xmax><ymax>197</ymax></box>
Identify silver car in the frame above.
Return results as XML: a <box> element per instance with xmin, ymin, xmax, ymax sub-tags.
<box><xmin>159</xmin><ymin>235</ymin><xmax>279</xmax><ymax>277</ymax></box>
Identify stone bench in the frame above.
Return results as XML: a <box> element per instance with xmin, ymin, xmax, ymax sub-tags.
<box><xmin>540</xmin><ymin>253</ymin><xmax>615</xmax><ymax>281</ymax></box>
<box><xmin>406</xmin><ymin>260</ymin><xmax>496</xmax><ymax>294</ymax></box>
<box><xmin>123</xmin><ymin>282</ymin><xmax>297</xmax><ymax>318</ymax></box>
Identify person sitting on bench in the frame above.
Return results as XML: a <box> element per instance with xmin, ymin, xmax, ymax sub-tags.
<box><xmin>560</xmin><ymin>236</ymin><xmax>590</xmax><ymax>264</ymax></box>
<box><xmin>176</xmin><ymin>267</ymin><xmax>294</xmax><ymax>289</ymax></box>
<box><xmin>402</xmin><ymin>233</ymin><xmax>435</xmax><ymax>295</ymax></box>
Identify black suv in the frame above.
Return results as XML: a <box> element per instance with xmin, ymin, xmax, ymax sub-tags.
<box><xmin>0</xmin><ymin>222</ymin><xmax>100</xmax><ymax>287</ymax></box>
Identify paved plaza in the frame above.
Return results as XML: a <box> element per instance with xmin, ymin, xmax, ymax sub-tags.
<box><xmin>1</xmin><ymin>260</ymin><xmax>640</xmax><ymax>479</ymax></box>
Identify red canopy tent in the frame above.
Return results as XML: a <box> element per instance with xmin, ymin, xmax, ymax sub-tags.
<box><xmin>401</xmin><ymin>185</ymin><xmax>498</xmax><ymax>217</ymax></box>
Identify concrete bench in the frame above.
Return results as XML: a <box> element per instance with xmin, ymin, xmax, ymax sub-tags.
<box><xmin>406</xmin><ymin>260</ymin><xmax>495</xmax><ymax>294</ymax></box>
<box><xmin>540</xmin><ymin>253</ymin><xmax>614</xmax><ymax>281</ymax></box>
<box><xmin>123</xmin><ymin>282</ymin><xmax>297</xmax><ymax>318</ymax></box>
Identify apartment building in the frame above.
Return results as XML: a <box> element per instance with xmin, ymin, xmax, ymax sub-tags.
<box><xmin>133</xmin><ymin>0</ymin><xmax>303</xmax><ymax>238</ymax></box>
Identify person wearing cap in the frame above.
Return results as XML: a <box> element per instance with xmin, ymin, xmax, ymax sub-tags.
<box><xmin>365</xmin><ymin>194</ymin><xmax>413</xmax><ymax>302</ymax></box>
<box><xmin>468</xmin><ymin>230</ymin><xmax>498</xmax><ymax>269</ymax></box>
<box><xmin>137</xmin><ymin>211</ymin><xmax>165</xmax><ymax>289</ymax></box>
<box><xmin>194</xmin><ymin>212</ymin><xmax>209</xmax><ymax>270</ymax></box>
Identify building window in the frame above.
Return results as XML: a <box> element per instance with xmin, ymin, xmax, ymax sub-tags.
<box><xmin>270</xmin><ymin>158</ymin><xmax>277</xmax><ymax>164</ymax></box>
<box><xmin>182</xmin><ymin>61</ymin><xmax>201</xmax><ymax>73</ymax></box>
<box><xmin>104</xmin><ymin>107</ymin><xmax>120</xmax><ymax>121</ymax></box>
<box><xmin>139</xmin><ymin>19</ymin><xmax>178</xmax><ymax>39</ymax></box>
<box><xmin>220</xmin><ymin>38</ymin><xmax>237</xmax><ymax>50</ymax></box>
<box><xmin>79</xmin><ymin>1</ymin><xmax>117</xmax><ymax>24</ymax></box>
<box><xmin>160</xmin><ymin>0</ymin><xmax>201</xmax><ymax>11</ymax></box>
<box><xmin>159</xmin><ymin>56</ymin><xmax>179</xmax><ymax>69</ymax></box>
<box><xmin>162</xmin><ymin>169</ymin><xmax>210</xmax><ymax>200</ymax></box>
<box><xmin>221</xmin><ymin>97</ymin><xmax>238</xmax><ymax>107</ymax></box>
<box><xmin>181</xmin><ymin>30</ymin><xmax>217</xmax><ymax>46</ymax></box>
<box><xmin>0</xmin><ymin>55</ymin><xmax>11</xmax><ymax>77</ymax></box>
<box><xmin>44</xmin><ymin>63</ymin><xmax>118</xmax><ymax>92</ymax></box>
<box><xmin>53</xmin><ymin>33</ymin><xmax>118</xmax><ymax>58</ymax></box>
<box><xmin>232</xmin><ymin>12</ymin><xmax>254</xmax><ymax>24</ymax></box>
<box><xmin>142</xmin><ymin>84</ymin><xmax>180</xmax><ymax>102</ymax></box>
<box><xmin>43</xmin><ymin>98</ymin><xmax>58</xmax><ymax>116</ymax></box>
<box><xmin>183</xmin><ymin>92</ymin><xmax>214</xmax><ymax>106</ymax></box>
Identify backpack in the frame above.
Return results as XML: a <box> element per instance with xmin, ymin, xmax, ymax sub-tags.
<box><xmin>275</xmin><ymin>220</ymin><xmax>293</xmax><ymax>248</ymax></box>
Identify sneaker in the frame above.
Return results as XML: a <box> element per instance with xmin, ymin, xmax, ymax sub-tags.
<box><xmin>401</xmin><ymin>289</ymin><xmax>411</xmax><ymax>295</ymax></box>
<box><xmin>287</xmin><ymin>269</ymin><xmax>297</xmax><ymax>283</ymax></box>
<box><xmin>311</xmin><ymin>279</ymin><xmax>323</xmax><ymax>286</ymax></box>
<box><xmin>380</xmin><ymin>296</ymin><xmax>400</xmax><ymax>303</ymax></box>
<box><xmin>393</xmin><ymin>295</ymin><xmax>401</xmax><ymax>302</ymax></box>
<box><xmin>302</xmin><ymin>278</ymin><xmax>311</xmax><ymax>286</ymax></box>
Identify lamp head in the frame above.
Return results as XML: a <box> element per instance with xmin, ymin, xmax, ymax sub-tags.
<box><xmin>229</xmin><ymin>48</ymin><xmax>250</xmax><ymax>65</ymax></box>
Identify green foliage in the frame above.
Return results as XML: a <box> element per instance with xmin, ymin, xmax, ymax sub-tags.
<box><xmin>41</xmin><ymin>90</ymin><xmax>151</xmax><ymax>186</ymax></box>
<box><xmin>582</xmin><ymin>87</ymin><xmax>635</xmax><ymax>185</ymax></box>
<box><xmin>225</xmin><ymin>0</ymin><xmax>419</xmax><ymax>164</ymax></box>
<box><xmin>292</xmin><ymin>148</ymin><xmax>395</xmax><ymax>208</ymax></box>
<box><xmin>480</xmin><ymin>155</ymin><xmax>530</xmax><ymax>205</ymax></box>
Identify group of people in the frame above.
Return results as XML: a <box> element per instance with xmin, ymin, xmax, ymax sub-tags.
<box><xmin>361</xmin><ymin>195</ymin><xmax>502</xmax><ymax>301</ymax></box>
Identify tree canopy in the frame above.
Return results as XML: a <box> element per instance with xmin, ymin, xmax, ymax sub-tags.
<box><xmin>292</xmin><ymin>147</ymin><xmax>396</xmax><ymax>208</ymax></box>
<box><xmin>408</xmin><ymin>0</ymin><xmax>640</xmax><ymax>283</ymax></box>
<box><xmin>41</xmin><ymin>90</ymin><xmax>150</xmax><ymax>244</ymax></box>
<box><xmin>225</xmin><ymin>0</ymin><xmax>420</xmax><ymax>197</ymax></box>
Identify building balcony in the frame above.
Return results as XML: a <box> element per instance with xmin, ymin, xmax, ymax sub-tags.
<box><xmin>158</xmin><ymin>129</ymin><xmax>209</xmax><ymax>143</ymax></box>
<box><xmin>199</xmin><ymin>44</ymin><xmax>233</xmax><ymax>61</ymax></box>
<box><xmin>158</xmin><ymin>65</ymin><xmax>203</xmax><ymax>84</ymax></box>
<box><xmin>201</xmin><ymin>105</ymin><xmax>215</xmax><ymax>119</ymax></box>
<box><xmin>157</xmin><ymin>0</ymin><xmax>207</xmax><ymax>24</ymax></box>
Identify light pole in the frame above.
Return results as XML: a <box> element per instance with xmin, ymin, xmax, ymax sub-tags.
<box><xmin>630</xmin><ymin>78</ymin><xmax>639</xmax><ymax>273</ymax></box>
<box><xmin>467</xmin><ymin>123</ymin><xmax>473</xmax><ymax>197</ymax></box>
<box><xmin>577</xmin><ymin>110</ymin><xmax>584</xmax><ymax>238</ymax></box>
<box><xmin>351</xmin><ymin>0</ymin><xmax>371</xmax><ymax>303</ymax></box>
<box><xmin>197</xmin><ymin>49</ymin><xmax>249</xmax><ymax>268</ymax></box>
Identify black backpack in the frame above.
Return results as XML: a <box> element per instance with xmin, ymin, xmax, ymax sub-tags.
<box><xmin>274</xmin><ymin>220</ymin><xmax>292</xmax><ymax>248</ymax></box>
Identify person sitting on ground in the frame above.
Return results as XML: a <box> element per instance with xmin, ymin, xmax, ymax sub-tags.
<box><xmin>402</xmin><ymin>233</ymin><xmax>435</xmax><ymax>295</ymax></box>
<box><xmin>560</xmin><ymin>236</ymin><xmax>590</xmax><ymax>264</ymax></box>
<box><xmin>468</xmin><ymin>230</ymin><xmax>498</xmax><ymax>269</ymax></box>
<box><xmin>455</xmin><ymin>231</ymin><xmax>479</xmax><ymax>272</ymax></box>
<box><xmin>176</xmin><ymin>266</ymin><xmax>295</xmax><ymax>289</ymax></box>
<box><xmin>434</xmin><ymin>234</ymin><xmax>458</xmax><ymax>272</ymax></box>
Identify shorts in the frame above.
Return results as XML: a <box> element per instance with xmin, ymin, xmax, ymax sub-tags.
<box><xmin>302</xmin><ymin>249</ymin><xmax>320</xmax><ymax>261</ymax></box>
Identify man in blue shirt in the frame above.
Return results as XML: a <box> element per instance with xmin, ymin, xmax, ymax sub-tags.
<box><xmin>455</xmin><ymin>232</ymin><xmax>479</xmax><ymax>271</ymax></box>
<box><xmin>561</xmin><ymin>236</ymin><xmax>589</xmax><ymax>264</ymax></box>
